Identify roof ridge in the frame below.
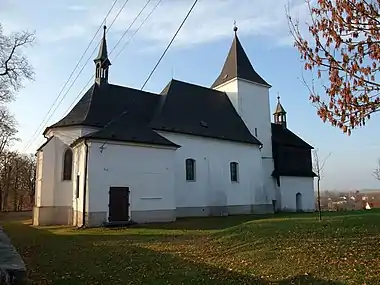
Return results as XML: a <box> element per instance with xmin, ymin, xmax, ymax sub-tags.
<box><xmin>82</xmin><ymin>84</ymin><xmax>97</xmax><ymax>123</ymax></box>
<box><xmin>170</xmin><ymin>78</ymin><xmax>225</xmax><ymax>94</ymax></box>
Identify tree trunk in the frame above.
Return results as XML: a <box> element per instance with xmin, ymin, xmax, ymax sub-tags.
<box><xmin>317</xmin><ymin>176</ymin><xmax>322</xmax><ymax>221</ymax></box>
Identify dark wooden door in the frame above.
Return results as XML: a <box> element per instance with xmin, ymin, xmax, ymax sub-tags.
<box><xmin>109</xmin><ymin>187</ymin><xmax>130</xmax><ymax>222</ymax></box>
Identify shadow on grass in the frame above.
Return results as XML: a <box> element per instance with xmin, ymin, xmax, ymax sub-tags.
<box><xmin>1</xmin><ymin>221</ymin><xmax>348</xmax><ymax>285</ymax></box>
<box><xmin>129</xmin><ymin>210</ymin><xmax>378</xmax><ymax>231</ymax></box>
<box><xmin>131</xmin><ymin>214</ymin><xmax>277</xmax><ymax>231</ymax></box>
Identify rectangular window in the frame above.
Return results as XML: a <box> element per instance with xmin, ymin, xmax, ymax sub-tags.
<box><xmin>76</xmin><ymin>175</ymin><xmax>80</xmax><ymax>198</ymax></box>
<box><xmin>186</xmin><ymin>158</ymin><xmax>196</xmax><ymax>181</ymax></box>
<box><xmin>230</xmin><ymin>162</ymin><xmax>239</xmax><ymax>182</ymax></box>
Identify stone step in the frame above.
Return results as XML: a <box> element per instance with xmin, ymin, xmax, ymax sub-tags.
<box><xmin>0</xmin><ymin>227</ymin><xmax>26</xmax><ymax>284</ymax></box>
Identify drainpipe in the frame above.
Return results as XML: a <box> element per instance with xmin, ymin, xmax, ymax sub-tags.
<box><xmin>80</xmin><ymin>139</ymin><xmax>89</xmax><ymax>228</ymax></box>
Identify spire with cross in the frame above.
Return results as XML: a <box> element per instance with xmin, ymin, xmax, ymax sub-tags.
<box><xmin>273</xmin><ymin>93</ymin><xmax>287</xmax><ymax>128</ymax></box>
<box><xmin>94</xmin><ymin>25</ymin><xmax>111</xmax><ymax>86</ymax></box>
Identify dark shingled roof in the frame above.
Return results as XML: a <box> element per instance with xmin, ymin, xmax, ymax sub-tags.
<box><xmin>212</xmin><ymin>34</ymin><xmax>271</xmax><ymax>88</ymax></box>
<box><xmin>48</xmin><ymin>79</ymin><xmax>261</xmax><ymax>147</ymax></box>
<box><xmin>271</xmin><ymin>123</ymin><xmax>313</xmax><ymax>149</ymax></box>
<box><xmin>271</xmin><ymin>123</ymin><xmax>316</xmax><ymax>177</ymax></box>
<box><xmin>151</xmin><ymin>79</ymin><xmax>261</xmax><ymax>145</ymax></box>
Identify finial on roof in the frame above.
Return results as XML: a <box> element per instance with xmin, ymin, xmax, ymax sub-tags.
<box><xmin>277</xmin><ymin>93</ymin><xmax>280</xmax><ymax>102</ymax></box>
<box><xmin>233</xmin><ymin>20</ymin><xmax>238</xmax><ymax>34</ymax></box>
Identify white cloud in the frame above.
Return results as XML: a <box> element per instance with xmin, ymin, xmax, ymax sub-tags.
<box><xmin>49</xmin><ymin>0</ymin><xmax>313</xmax><ymax>48</ymax></box>
<box><xmin>0</xmin><ymin>0</ymin><xmax>313</xmax><ymax>48</ymax></box>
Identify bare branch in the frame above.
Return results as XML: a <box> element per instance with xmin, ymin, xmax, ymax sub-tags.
<box><xmin>287</xmin><ymin>0</ymin><xmax>380</xmax><ymax>134</ymax></box>
<box><xmin>0</xmin><ymin>24</ymin><xmax>35</xmax><ymax>104</ymax></box>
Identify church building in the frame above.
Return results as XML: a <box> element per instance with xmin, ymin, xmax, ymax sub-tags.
<box><xmin>33</xmin><ymin>26</ymin><xmax>316</xmax><ymax>227</ymax></box>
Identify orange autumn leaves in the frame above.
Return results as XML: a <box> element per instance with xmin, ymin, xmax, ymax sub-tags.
<box><xmin>288</xmin><ymin>0</ymin><xmax>380</xmax><ymax>134</ymax></box>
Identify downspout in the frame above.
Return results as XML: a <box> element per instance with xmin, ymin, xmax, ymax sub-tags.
<box><xmin>80</xmin><ymin>139</ymin><xmax>89</xmax><ymax>228</ymax></box>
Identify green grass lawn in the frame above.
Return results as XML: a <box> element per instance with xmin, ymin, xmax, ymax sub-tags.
<box><xmin>1</xmin><ymin>210</ymin><xmax>380</xmax><ymax>285</ymax></box>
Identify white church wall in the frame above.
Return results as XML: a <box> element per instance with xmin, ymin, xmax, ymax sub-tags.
<box><xmin>237</xmin><ymin>80</ymin><xmax>272</xmax><ymax>158</ymax></box>
<box><xmin>279</xmin><ymin>176</ymin><xmax>315</xmax><ymax>212</ymax></box>
<box><xmin>46</xmin><ymin>126</ymin><xmax>99</xmax><ymax>146</ymax></box>
<box><xmin>72</xmin><ymin>142</ymin><xmax>87</xmax><ymax>226</ymax></box>
<box><xmin>53</xmin><ymin>138</ymin><xmax>73</xmax><ymax>207</ymax></box>
<box><xmin>157</xmin><ymin>131</ymin><xmax>270</xmax><ymax>215</ymax></box>
<box><xmin>86</xmin><ymin>141</ymin><xmax>177</xmax><ymax>224</ymax></box>
<box><xmin>215</xmin><ymin>78</ymin><xmax>276</xmax><ymax>206</ymax></box>
<box><xmin>33</xmin><ymin>136</ymin><xmax>73</xmax><ymax>226</ymax></box>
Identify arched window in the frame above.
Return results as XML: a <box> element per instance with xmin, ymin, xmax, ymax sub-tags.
<box><xmin>63</xmin><ymin>148</ymin><xmax>73</xmax><ymax>181</ymax></box>
<box><xmin>185</xmin><ymin>158</ymin><xmax>196</xmax><ymax>181</ymax></box>
<box><xmin>230</xmin><ymin>162</ymin><xmax>239</xmax><ymax>182</ymax></box>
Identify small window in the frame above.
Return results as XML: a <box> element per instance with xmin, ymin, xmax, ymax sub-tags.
<box><xmin>75</xmin><ymin>175</ymin><xmax>80</xmax><ymax>198</ymax></box>
<box><xmin>185</xmin><ymin>158</ymin><xmax>196</xmax><ymax>181</ymax></box>
<box><xmin>230</xmin><ymin>162</ymin><xmax>239</xmax><ymax>182</ymax></box>
<box><xmin>63</xmin><ymin>148</ymin><xmax>73</xmax><ymax>181</ymax></box>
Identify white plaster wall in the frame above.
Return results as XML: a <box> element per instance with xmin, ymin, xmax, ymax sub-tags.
<box><xmin>72</xmin><ymin>142</ymin><xmax>87</xmax><ymax>223</ymax></box>
<box><xmin>35</xmin><ymin>137</ymin><xmax>57</xmax><ymax>206</ymax></box>
<box><xmin>157</xmin><ymin>131</ymin><xmax>267</xmax><ymax>208</ymax></box>
<box><xmin>86</xmin><ymin>141</ymin><xmax>176</xmax><ymax>219</ymax></box>
<box><xmin>215</xmin><ymin>79</ymin><xmax>275</xmax><ymax>205</ymax></box>
<box><xmin>237</xmin><ymin>80</ymin><xmax>272</xmax><ymax>158</ymax></box>
<box><xmin>279</xmin><ymin>176</ymin><xmax>315</xmax><ymax>211</ymax></box>
<box><xmin>53</xmin><ymin>138</ymin><xmax>73</xmax><ymax>206</ymax></box>
<box><xmin>36</xmin><ymin>126</ymin><xmax>98</xmax><ymax>209</ymax></box>
<box><xmin>46</xmin><ymin>126</ymin><xmax>99</xmax><ymax>145</ymax></box>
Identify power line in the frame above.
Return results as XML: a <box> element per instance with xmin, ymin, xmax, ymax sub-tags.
<box><xmin>100</xmin><ymin>0</ymin><xmax>198</xmax><ymax>141</ymax></box>
<box><xmin>23</xmin><ymin>0</ymin><xmax>132</xmax><ymax>152</ymax></box>
<box><xmin>114</xmin><ymin>0</ymin><xmax>163</xmax><ymax>60</ymax></box>
<box><xmin>141</xmin><ymin>0</ymin><xmax>198</xmax><ymax>90</ymax></box>
<box><xmin>55</xmin><ymin>0</ymin><xmax>155</xmax><ymax>119</ymax></box>
<box><xmin>22</xmin><ymin>0</ymin><xmax>119</xmax><ymax>152</ymax></box>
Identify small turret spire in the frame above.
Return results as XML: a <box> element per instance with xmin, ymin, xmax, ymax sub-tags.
<box><xmin>94</xmin><ymin>25</ymin><xmax>111</xmax><ymax>86</ymax></box>
<box><xmin>273</xmin><ymin>93</ymin><xmax>287</xmax><ymax>128</ymax></box>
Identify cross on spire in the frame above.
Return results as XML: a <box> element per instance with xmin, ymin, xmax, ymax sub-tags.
<box><xmin>233</xmin><ymin>20</ymin><xmax>238</xmax><ymax>34</ymax></box>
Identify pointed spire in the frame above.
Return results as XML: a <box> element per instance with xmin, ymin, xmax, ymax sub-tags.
<box><xmin>273</xmin><ymin>93</ymin><xmax>287</xmax><ymax>128</ymax></box>
<box><xmin>94</xmin><ymin>26</ymin><xmax>110</xmax><ymax>63</ymax></box>
<box><xmin>94</xmin><ymin>25</ymin><xmax>111</xmax><ymax>85</ymax></box>
<box><xmin>211</xmin><ymin>26</ymin><xmax>271</xmax><ymax>88</ymax></box>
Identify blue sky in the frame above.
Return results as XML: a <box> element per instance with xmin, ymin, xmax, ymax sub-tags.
<box><xmin>1</xmin><ymin>0</ymin><xmax>379</xmax><ymax>191</ymax></box>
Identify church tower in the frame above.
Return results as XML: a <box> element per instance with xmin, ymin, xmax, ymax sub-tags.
<box><xmin>212</xmin><ymin>26</ymin><xmax>272</xmax><ymax>157</ymax></box>
<box><xmin>212</xmin><ymin>25</ymin><xmax>275</xmax><ymax>203</ymax></box>
<box><xmin>94</xmin><ymin>26</ymin><xmax>111</xmax><ymax>86</ymax></box>
<box><xmin>273</xmin><ymin>95</ymin><xmax>287</xmax><ymax>128</ymax></box>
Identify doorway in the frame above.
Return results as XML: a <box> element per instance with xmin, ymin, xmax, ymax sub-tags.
<box><xmin>109</xmin><ymin>187</ymin><xmax>130</xmax><ymax>222</ymax></box>
<box><xmin>296</xmin><ymin>192</ymin><xmax>302</xmax><ymax>212</ymax></box>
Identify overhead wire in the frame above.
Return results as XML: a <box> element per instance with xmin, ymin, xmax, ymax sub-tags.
<box><xmin>99</xmin><ymin>0</ymin><xmax>199</xmax><ymax>141</ymax></box>
<box><xmin>54</xmin><ymin>0</ymin><xmax>155</xmax><ymax>121</ymax></box>
<box><xmin>28</xmin><ymin>0</ymin><xmax>198</xmax><ymax>152</ymax></box>
<box><xmin>141</xmin><ymin>0</ymin><xmax>198</xmax><ymax>90</ymax></box>
<box><xmin>22</xmin><ymin>0</ymin><xmax>120</xmax><ymax>152</ymax></box>
<box><xmin>23</xmin><ymin>0</ymin><xmax>134</xmax><ymax>152</ymax></box>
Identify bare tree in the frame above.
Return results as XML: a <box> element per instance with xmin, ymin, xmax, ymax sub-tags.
<box><xmin>373</xmin><ymin>159</ymin><xmax>380</xmax><ymax>181</ymax></box>
<box><xmin>0</xmin><ymin>24</ymin><xmax>35</xmax><ymax>103</ymax></box>
<box><xmin>0</xmin><ymin>151</ymin><xmax>35</xmax><ymax>212</ymax></box>
<box><xmin>313</xmin><ymin>149</ymin><xmax>331</xmax><ymax>220</ymax></box>
<box><xmin>0</xmin><ymin>106</ymin><xmax>18</xmax><ymax>156</ymax></box>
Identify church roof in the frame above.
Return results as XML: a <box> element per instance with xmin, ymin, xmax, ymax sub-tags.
<box><xmin>271</xmin><ymin>123</ymin><xmax>316</xmax><ymax>178</ymax></box>
<box><xmin>94</xmin><ymin>26</ymin><xmax>111</xmax><ymax>66</ymax></box>
<box><xmin>48</xmin><ymin>79</ymin><xmax>261</xmax><ymax>147</ymax></box>
<box><xmin>211</xmin><ymin>34</ymin><xmax>270</xmax><ymax>88</ymax></box>
<box><xmin>151</xmin><ymin>79</ymin><xmax>261</xmax><ymax>145</ymax></box>
<box><xmin>274</xmin><ymin>101</ymin><xmax>286</xmax><ymax>115</ymax></box>
<box><xmin>271</xmin><ymin>123</ymin><xmax>313</xmax><ymax>149</ymax></box>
